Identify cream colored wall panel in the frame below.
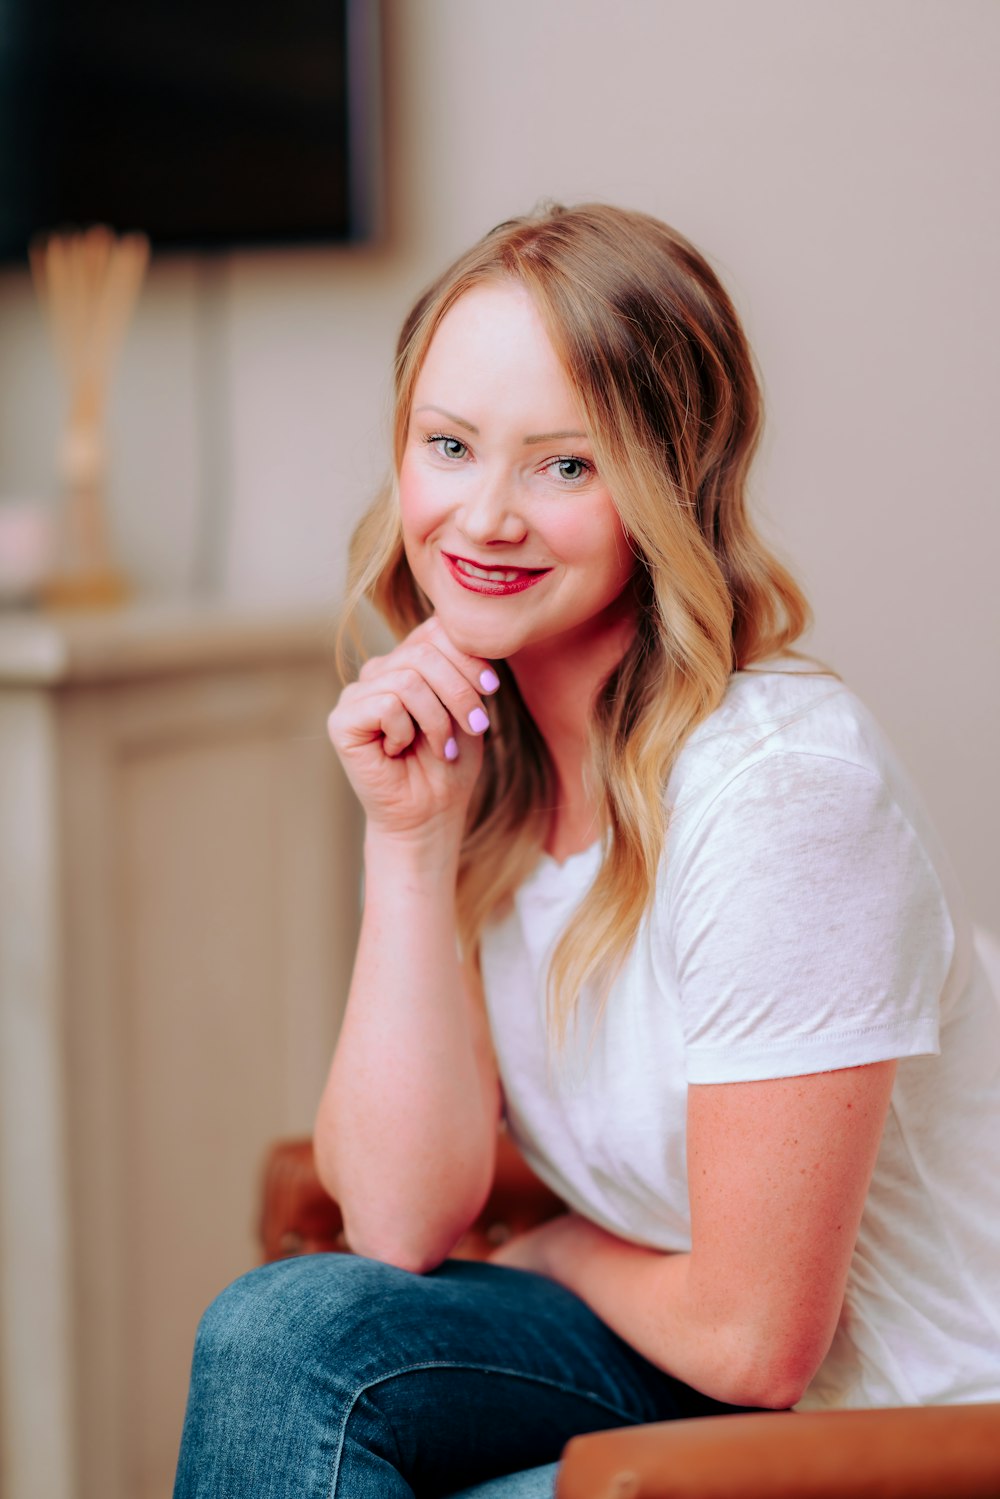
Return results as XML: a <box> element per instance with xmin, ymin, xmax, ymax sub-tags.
<box><xmin>0</xmin><ymin>691</ymin><xmax>76</xmax><ymax>1499</ymax></box>
<box><xmin>0</xmin><ymin>606</ymin><xmax>361</xmax><ymax>1499</ymax></box>
<box><xmin>121</xmin><ymin>734</ymin><xmax>290</xmax><ymax>1496</ymax></box>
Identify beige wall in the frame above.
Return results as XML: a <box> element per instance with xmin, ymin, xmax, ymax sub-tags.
<box><xmin>1</xmin><ymin>0</ymin><xmax>997</xmax><ymax>921</ymax></box>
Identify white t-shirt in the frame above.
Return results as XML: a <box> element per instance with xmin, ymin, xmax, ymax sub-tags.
<box><xmin>479</xmin><ymin>661</ymin><xmax>1000</xmax><ymax>1409</ymax></box>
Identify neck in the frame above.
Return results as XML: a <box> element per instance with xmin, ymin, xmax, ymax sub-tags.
<box><xmin>508</xmin><ymin>603</ymin><xmax>636</xmax><ymax>842</ymax></box>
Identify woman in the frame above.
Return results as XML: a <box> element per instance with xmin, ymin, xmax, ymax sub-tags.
<box><xmin>174</xmin><ymin>204</ymin><xmax>1000</xmax><ymax>1498</ymax></box>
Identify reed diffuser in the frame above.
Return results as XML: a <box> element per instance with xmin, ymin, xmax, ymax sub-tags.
<box><xmin>29</xmin><ymin>224</ymin><xmax>150</xmax><ymax>608</ymax></box>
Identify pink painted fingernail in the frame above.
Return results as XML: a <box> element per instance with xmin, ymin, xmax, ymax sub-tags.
<box><xmin>444</xmin><ymin>737</ymin><xmax>459</xmax><ymax>761</ymax></box>
<box><xmin>480</xmin><ymin>668</ymin><xmax>500</xmax><ymax>692</ymax></box>
<box><xmin>468</xmin><ymin>708</ymin><xmax>490</xmax><ymax>734</ymax></box>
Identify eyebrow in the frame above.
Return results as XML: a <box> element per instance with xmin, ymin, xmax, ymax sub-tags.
<box><xmin>414</xmin><ymin>405</ymin><xmax>479</xmax><ymax>435</ymax></box>
<box><xmin>414</xmin><ymin>405</ymin><xmax>588</xmax><ymax>445</ymax></box>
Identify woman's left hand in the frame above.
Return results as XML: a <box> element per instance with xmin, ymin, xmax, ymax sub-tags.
<box><xmin>485</xmin><ymin>1212</ymin><xmax>587</xmax><ymax>1277</ymax></box>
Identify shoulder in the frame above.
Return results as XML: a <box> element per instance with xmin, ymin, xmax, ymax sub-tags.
<box><xmin>654</xmin><ymin>662</ymin><xmax>960</xmax><ymax>1079</ymax></box>
<box><xmin>666</xmin><ymin>656</ymin><xmax>912</xmax><ymax>833</ymax></box>
<box><xmin>661</xmin><ymin>657</ymin><xmax>962</xmax><ymax>983</ymax></box>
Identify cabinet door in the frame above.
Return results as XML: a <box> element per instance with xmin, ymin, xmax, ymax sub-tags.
<box><xmin>55</xmin><ymin>663</ymin><xmax>360</xmax><ymax>1499</ymax></box>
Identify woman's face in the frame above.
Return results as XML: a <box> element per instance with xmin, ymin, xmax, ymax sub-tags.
<box><xmin>398</xmin><ymin>280</ymin><xmax>637</xmax><ymax>667</ymax></box>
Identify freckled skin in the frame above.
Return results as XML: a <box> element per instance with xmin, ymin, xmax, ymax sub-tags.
<box><xmin>330</xmin><ymin>277</ymin><xmax>902</xmax><ymax>1411</ymax></box>
<box><xmin>399</xmin><ymin>282</ymin><xmax>638</xmax><ymax>671</ymax></box>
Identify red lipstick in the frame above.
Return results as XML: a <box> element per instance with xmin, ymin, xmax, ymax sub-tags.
<box><xmin>443</xmin><ymin>553</ymin><xmax>550</xmax><ymax>597</ymax></box>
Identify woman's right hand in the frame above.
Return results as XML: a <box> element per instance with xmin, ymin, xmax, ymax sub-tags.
<box><xmin>326</xmin><ymin>615</ymin><xmax>500</xmax><ymax>847</ymax></box>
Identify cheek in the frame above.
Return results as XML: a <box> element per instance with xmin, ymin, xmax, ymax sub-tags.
<box><xmin>397</xmin><ymin>457</ymin><xmax>439</xmax><ymax>548</ymax></box>
<box><xmin>563</xmin><ymin>504</ymin><xmax>633</xmax><ymax>585</ymax></box>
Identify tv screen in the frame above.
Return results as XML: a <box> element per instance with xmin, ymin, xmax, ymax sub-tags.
<box><xmin>0</xmin><ymin>0</ymin><xmax>381</xmax><ymax>262</ymax></box>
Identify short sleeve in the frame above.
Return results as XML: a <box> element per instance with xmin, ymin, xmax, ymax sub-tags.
<box><xmin>666</xmin><ymin>752</ymin><xmax>953</xmax><ymax>1083</ymax></box>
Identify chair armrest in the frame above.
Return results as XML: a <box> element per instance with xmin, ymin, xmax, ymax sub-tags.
<box><xmin>260</xmin><ymin>1127</ymin><xmax>566</xmax><ymax>1263</ymax></box>
<box><xmin>555</xmin><ymin>1403</ymin><xmax>1000</xmax><ymax>1499</ymax></box>
<box><xmin>260</xmin><ymin>1137</ymin><xmax>346</xmax><ymax>1260</ymax></box>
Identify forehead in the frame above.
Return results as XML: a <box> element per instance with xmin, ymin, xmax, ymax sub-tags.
<box><xmin>412</xmin><ymin>281</ymin><xmax>583</xmax><ymax>420</ymax></box>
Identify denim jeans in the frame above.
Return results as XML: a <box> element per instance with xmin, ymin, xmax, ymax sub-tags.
<box><xmin>173</xmin><ymin>1252</ymin><xmax>757</xmax><ymax>1498</ymax></box>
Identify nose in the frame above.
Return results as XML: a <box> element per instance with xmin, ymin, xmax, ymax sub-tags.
<box><xmin>456</xmin><ymin>473</ymin><xmax>527</xmax><ymax>547</ymax></box>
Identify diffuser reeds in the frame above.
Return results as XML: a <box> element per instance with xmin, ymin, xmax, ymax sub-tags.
<box><xmin>30</xmin><ymin>224</ymin><xmax>150</xmax><ymax>607</ymax></box>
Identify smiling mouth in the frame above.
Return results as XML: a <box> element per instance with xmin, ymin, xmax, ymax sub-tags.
<box><xmin>443</xmin><ymin>553</ymin><xmax>551</xmax><ymax>595</ymax></box>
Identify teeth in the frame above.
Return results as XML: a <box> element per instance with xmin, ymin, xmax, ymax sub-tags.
<box><xmin>455</xmin><ymin>558</ymin><xmax>530</xmax><ymax>583</ymax></box>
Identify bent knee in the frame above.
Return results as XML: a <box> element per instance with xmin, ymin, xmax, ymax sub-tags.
<box><xmin>192</xmin><ymin>1263</ymin><xmax>284</xmax><ymax>1380</ymax></box>
<box><xmin>191</xmin><ymin>1253</ymin><xmax>426</xmax><ymax>1383</ymax></box>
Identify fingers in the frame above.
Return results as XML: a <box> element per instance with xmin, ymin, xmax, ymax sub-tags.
<box><xmin>347</xmin><ymin>619</ymin><xmax>500</xmax><ymax>762</ymax></box>
<box><xmin>361</xmin><ymin>616</ymin><xmax>500</xmax><ymax>701</ymax></box>
<box><xmin>369</xmin><ymin>670</ymin><xmax>456</xmax><ymax>760</ymax></box>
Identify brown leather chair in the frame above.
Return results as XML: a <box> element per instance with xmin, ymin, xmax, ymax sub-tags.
<box><xmin>259</xmin><ymin>1129</ymin><xmax>1000</xmax><ymax>1498</ymax></box>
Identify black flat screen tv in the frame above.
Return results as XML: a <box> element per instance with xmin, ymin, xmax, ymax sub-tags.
<box><xmin>0</xmin><ymin>0</ymin><xmax>381</xmax><ymax>263</ymax></box>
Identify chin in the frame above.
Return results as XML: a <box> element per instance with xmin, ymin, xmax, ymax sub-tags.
<box><xmin>442</xmin><ymin>621</ymin><xmax>517</xmax><ymax>661</ymax></box>
<box><xmin>429</xmin><ymin>600</ymin><xmax>524</xmax><ymax>662</ymax></box>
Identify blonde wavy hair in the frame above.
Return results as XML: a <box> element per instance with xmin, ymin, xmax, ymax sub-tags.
<box><xmin>339</xmin><ymin>202</ymin><xmax>813</xmax><ymax>1050</ymax></box>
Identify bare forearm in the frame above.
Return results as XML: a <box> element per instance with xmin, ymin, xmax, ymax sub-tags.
<box><xmin>315</xmin><ymin>835</ymin><xmax>499</xmax><ymax>1270</ymax></box>
<box><xmin>495</xmin><ymin>1214</ymin><xmax>814</xmax><ymax>1409</ymax></box>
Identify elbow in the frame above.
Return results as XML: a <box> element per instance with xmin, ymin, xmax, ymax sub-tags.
<box><xmin>341</xmin><ymin>1189</ymin><xmax>495</xmax><ymax>1275</ymax></box>
<box><xmin>310</xmin><ymin>1097</ymin><xmax>497</xmax><ymax>1276</ymax></box>
<box><xmin>682</xmin><ymin>1270</ymin><xmax>833</xmax><ymax>1410</ymax></box>
<box><xmin>313</xmin><ymin>1138</ymin><xmax>492</xmax><ymax>1277</ymax></box>
<box><xmin>730</xmin><ymin>1370</ymin><xmax>810</xmax><ymax>1412</ymax></box>
<box><xmin>341</xmin><ymin>1226</ymin><xmax>447</xmax><ymax>1277</ymax></box>
<box><xmin>342</xmin><ymin>1154</ymin><xmax>496</xmax><ymax>1273</ymax></box>
<box><xmin>311</xmin><ymin>1123</ymin><xmax>434</xmax><ymax>1270</ymax></box>
<box><xmin>717</xmin><ymin>1342</ymin><xmax>823</xmax><ymax>1411</ymax></box>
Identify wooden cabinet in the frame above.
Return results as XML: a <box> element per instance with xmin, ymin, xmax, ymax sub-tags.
<box><xmin>0</xmin><ymin>603</ymin><xmax>362</xmax><ymax>1499</ymax></box>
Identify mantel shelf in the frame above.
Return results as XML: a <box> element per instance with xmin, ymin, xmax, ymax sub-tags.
<box><xmin>0</xmin><ymin>598</ymin><xmax>340</xmax><ymax>686</ymax></box>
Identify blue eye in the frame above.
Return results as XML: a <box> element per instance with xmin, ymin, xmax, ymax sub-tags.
<box><xmin>426</xmin><ymin>434</ymin><xmax>468</xmax><ymax>461</ymax></box>
<box><xmin>546</xmin><ymin>456</ymin><xmax>592</xmax><ymax>484</ymax></box>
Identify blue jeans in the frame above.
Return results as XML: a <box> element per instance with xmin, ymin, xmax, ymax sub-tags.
<box><xmin>173</xmin><ymin>1253</ymin><xmax>757</xmax><ymax>1498</ymax></box>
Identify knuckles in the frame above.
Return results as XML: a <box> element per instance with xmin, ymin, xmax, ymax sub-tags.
<box><xmin>395</xmin><ymin>665</ymin><xmax>424</xmax><ymax>694</ymax></box>
<box><xmin>357</xmin><ymin>655</ymin><xmax>387</xmax><ymax>683</ymax></box>
<box><xmin>327</xmin><ymin>621</ymin><xmax>489</xmax><ymax>755</ymax></box>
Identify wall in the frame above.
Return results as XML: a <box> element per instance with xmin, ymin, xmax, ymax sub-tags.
<box><xmin>1</xmin><ymin>0</ymin><xmax>997</xmax><ymax>925</ymax></box>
